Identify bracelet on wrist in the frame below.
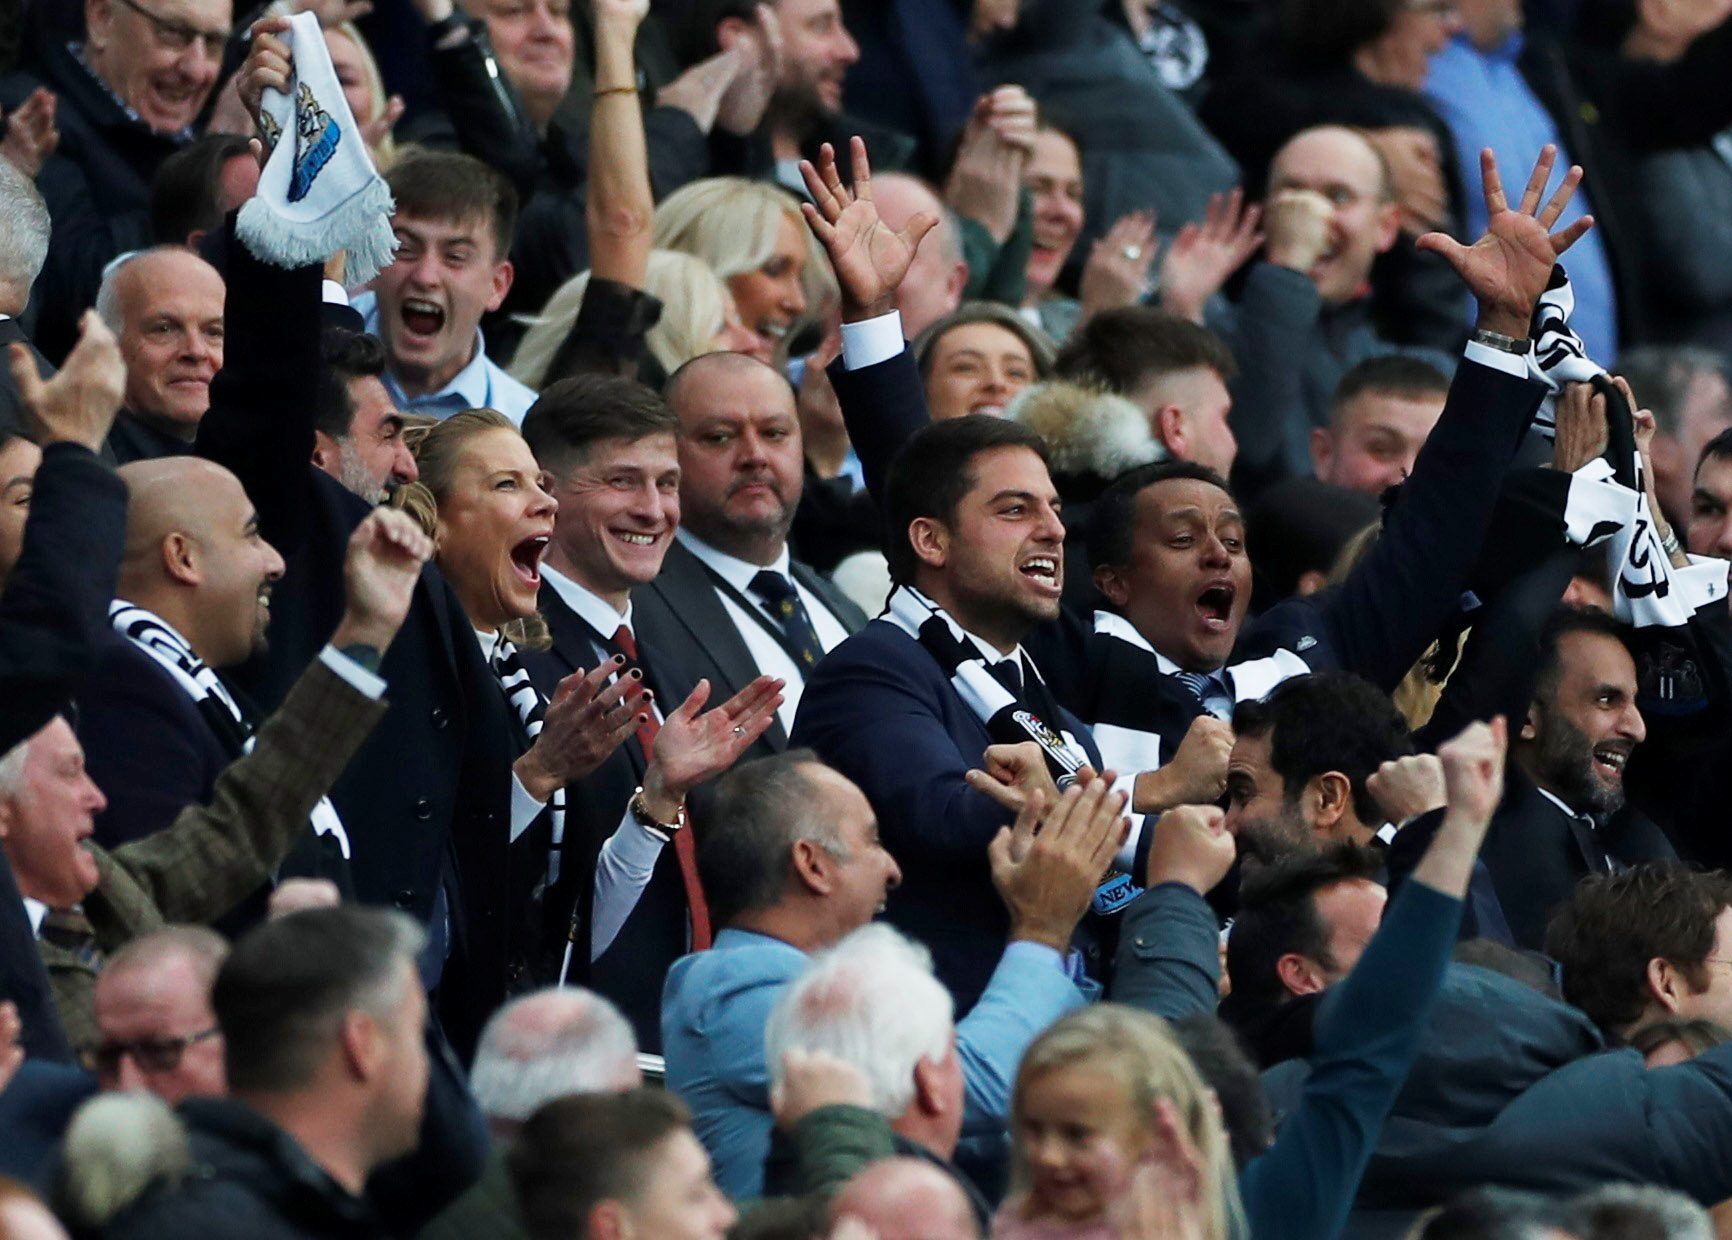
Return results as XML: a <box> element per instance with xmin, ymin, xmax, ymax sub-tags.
<box><xmin>1660</xmin><ymin>525</ymin><xmax>1682</xmax><ymax>557</ymax></box>
<box><xmin>594</xmin><ymin>84</ymin><xmax>638</xmax><ymax>100</ymax></box>
<box><xmin>1471</xmin><ymin>327</ymin><xmax>1532</xmax><ymax>355</ymax></box>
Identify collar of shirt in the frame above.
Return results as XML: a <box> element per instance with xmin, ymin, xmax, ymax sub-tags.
<box><xmin>1535</xmin><ymin>786</ymin><xmax>1595</xmax><ymax>829</ymax></box>
<box><xmin>904</xmin><ymin>586</ymin><xmax>1026</xmax><ymax>668</ymax></box>
<box><xmin>542</xmin><ymin>562</ymin><xmax>633</xmax><ymax>636</ymax></box>
<box><xmin>474</xmin><ymin>627</ymin><xmax>501</xmax><ymax>662</ymax></box>
<box><xmin>677</xmin><ymin>528</ymin><xmax>793</xmax><ymax>596</ymax></box>
<box><xmin>70</xmin><ymin>42</ymin><xmax>195</xmax><ymax>140</ymax></box>
<box><xmin>21</xmin><ymin>898</ymin><xmax>47</xmax><ymax>937</ymax></box>
<box><xmin>353</xmin><ymin>291</ymin><xmax>494</xmax><ymax>412</ymax></box>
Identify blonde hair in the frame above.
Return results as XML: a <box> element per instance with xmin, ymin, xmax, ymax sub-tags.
<box><xmin>1011</xmin><ymin>1005</ymin><xmax>1241</xmax><ymax>1240</ymax></box>
<box><xmin>393</xmin><ymin>409</ymin><xmax>549</xmax><ymax>648</ymax></box>
<box><xmin>653</xmin><ymin>177</ymin><xmax>837</xmax><ymax>322</ymax></box>
<box><xmin>1327</xmin><ymin>522</ymin><xmax>1459</xmax><ymax>729</ymax></box>
<box><xmin>328</xmin><ymin>23</ymin><xmax>397</xmax><ymax>172</ymax></box>
<box><xmin>510</xmin><ymin>250</ymin><xmax>732</xmax><ymax>390</ymax></box>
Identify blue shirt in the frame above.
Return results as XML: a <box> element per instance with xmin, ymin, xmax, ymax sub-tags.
<box><xmin>352</xmin><ymin>291</ymin><xmax>538</xmax><ymax>424</ymax></box>
<box><xmin>1425</xmin><ymin>32</ymin><xmax>1620</xmax><ymax>363</ymax></box>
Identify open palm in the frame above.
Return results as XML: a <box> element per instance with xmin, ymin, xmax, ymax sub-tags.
<box><xmin>800</xmin><ymin>137</ymin><xmax>936</xmax><ymax>317</ymax></box>
<box><xmin>652</xmin><ymin>675</ymin><xmax>783</xmax><ymax>793</ymax></box>
<box><xmin>1417</xmin><ymin>146</ymin><xmax>1593</xmax><ymax>331</ymax></box>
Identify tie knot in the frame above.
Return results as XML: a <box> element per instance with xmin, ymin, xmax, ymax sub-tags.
<box><xmin>749</xmin><ymin>570</ymin><xmax>797</xmax><ymax>605</ymax></box>
<box><xmin>612</xmin><ymin>625</ymin><xmax>639</xmax><ymax>662</ymax></box>
<box><xmin>993</xmin><ymin>657</ymin><xmax>1024</xmax><ymax>697</ymax></box>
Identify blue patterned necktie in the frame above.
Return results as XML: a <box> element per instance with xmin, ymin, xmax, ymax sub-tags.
<box><xmin>749</xmin><ymin>570</ymin><xmax>826</xmax><ymax>670</ymax></box>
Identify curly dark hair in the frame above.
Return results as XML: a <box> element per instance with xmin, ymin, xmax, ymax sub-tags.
<box><xmin>1545</xmin><ymin>862</ymin><xmax>1732</xmax><ymax>1035</ymax></box>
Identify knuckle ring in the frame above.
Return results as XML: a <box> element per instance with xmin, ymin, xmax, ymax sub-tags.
<box><xmin>1121</xmin><ymin>245</ymin><xmax>1143</xmax><ymax>261</ymax></box>
<box><xmin>733</xmin><ymin>725</ymin><xmax>747</xmax><ymax>736</ymax></box>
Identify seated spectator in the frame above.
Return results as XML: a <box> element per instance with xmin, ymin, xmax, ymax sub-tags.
<box><xmin>422</xmin><ymin>987</ymin><xmax>641</xmax><ymax>1240</ymax></box>
<box><xmin>662</xmin><ymin>750</ymin><xmax>1100</xmax><ymax>1198</ymax></box>
<box><xmin>509</xmin><ymin>1090</ymin><xmax>736</xmax><ymax>1240</ymax></box>
<box><xmin>1310</xmin><ymin>354</ymin><xmax>1450</xmax><ymax>497</ymax></box>
<box><xmin>1220</xmin><ymin>843</ymin><xmax>1388</xmax><ymax>1066</ymax></box>
<box><xmin>653</xmin><ymin>176</ymin><xmax>831</xmax><ymax>364</ymax></box>
<box><xmin>1617</xmin><ymin>346</ymin><xmax>1732</xmax><ymax>526</ymax></box>
<box><xmin>146</xmin><ymin>134</ymin><xmax>258</xmax><ymax>248</ymax></box>
<box><xmin>81</xmin><ymin>457</ymin><xmax>289</xmax><ymax>849</ymax></box>
<box><xmin>0</xmin><ymin>157</ymin><xmax>51</xmax><ymax>439</ymax></box>
<box><xmin>312</xmin><ymin>327</ymin><xmax>419</xmax><ymax>505</ymax></box>
<box><xmin>96</xmin><ymin>247</ymin><xmax>225</xmax><ymax>465</ymax></box>
<box><xmin>829</xmin><ymin>1158</ymin><xmax>981</xmax><ymax>1240</ymax></box>
<box><xmin>89</xmin><ymin>926</ymin><xmax>227</xmax><ymax>1103</ymax></box>
<box><xmin>1211</xmin><ymin>125</ymin><xmax>1407</xmax><ymax>485</ymax></box>
<box><xmin>1053</xmin><ymin>306</ymin><xmax>1239</xmax><ymax>474</ymax></box>
<box><xmin>350</xmin><ymin>152</ymin><xmax>538</xmax><ymax>424</ymax></box>
<box><xmin>97</xmin><ymin>907</ymin><xmax>431</xmax><ymax>1238</ymax></box>
<box><xmin>996</xmin><ymin>1004</ymin><xmax>1240</xmax><ymax>1240</ymax></box>
<box><xmin>1544</xmin><ymin>863</ymin><xmax>1732</xmax><ymax>1043</ymax></box>
<box><xmin>0</xmin><ymin>508</ymin><xmax>418</xmax><ymax>1047</ymax></box>
<box><xmin>1686</xmin><ymin>427</ymin><xmax>1732</xmax><ymax>560</ymax></box>
<box><xmin>913</xmin><ymin>302</ymin><xmax>1053</xmax><ymax>422</ymax></box>
<box><xmin>0</xmin><ymin>0</ymin><xmax>231</xmax><ymax>362</ymax></box>
<box><xmin>509</xmin><ymin>251</ymin><xmax>762</xmax><ymax>392</ymax></box>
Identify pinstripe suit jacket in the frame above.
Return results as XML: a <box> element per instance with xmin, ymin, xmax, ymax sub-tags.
<box><xmin>41</xmin><ymin>656</ymin><xmax>388</xmax><ymax>1052</ymax></box>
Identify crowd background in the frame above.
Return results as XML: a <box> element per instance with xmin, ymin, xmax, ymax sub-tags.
<box><xmin>3</xmin><ymin>0</ymin><xmax>1732</xmax><ymax>1237</ymax></box>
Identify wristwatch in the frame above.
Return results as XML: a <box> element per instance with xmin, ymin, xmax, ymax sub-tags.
<box><xmin>629</xmin><ymin>785</ymin><xmax>685</xmax><ymax>839</ymax></box>
<box><xmin>1471</xmin><ymin>327</ymin><xmax>1532</xmax><ymax>355</ymax></box>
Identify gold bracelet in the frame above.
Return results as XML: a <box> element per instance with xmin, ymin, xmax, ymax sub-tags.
<box><xmin>594</xmin><ymin>85</ymin><xmax>638</xmax><ymax>100</ymax></box>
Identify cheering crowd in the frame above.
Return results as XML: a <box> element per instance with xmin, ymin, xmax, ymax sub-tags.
<box><xmin>3</xmin><ymin>0</ymin><xmax>1732</xmax><ymax>1236</ymax></box>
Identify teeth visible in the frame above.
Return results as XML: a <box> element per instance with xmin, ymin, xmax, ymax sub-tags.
<box><xmin>1595</xmin><ymin>750</ymin><xmax>1627</xmax><ymax>770</ymax></box>
<box><xmin>404</xmin><ymin>298</ymin><xmax>442</xmax><ymax>316</ymax></box>
<box><xmin>760</xmin><ymin>321</ymin><xmax>789</xmax><ymax>341</ymax></box>
<box><xmin>617</xmin><ymin>532</ymin><xmax>655</xmax><ymax>545</ymax></box>
<box><xmin>1022</xmin><ymin>558</ymin><xmax>1057</xmax><ymax>577</ymax></box>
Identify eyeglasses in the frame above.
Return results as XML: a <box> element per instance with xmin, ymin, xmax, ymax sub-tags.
<box><xmin>111</xmin><ymin>0</ymin><xmax>231</xmax><ymax>60</ymax></box>
<box><xmin>89</xmin><ymin>1026</ymin><xmax>220</xmax><ymax>1076</ymax></box>
<box><xmin>1404</xmin><ymin>0</ymin><xmax>1459</xmax><ymax>14</ymax></box>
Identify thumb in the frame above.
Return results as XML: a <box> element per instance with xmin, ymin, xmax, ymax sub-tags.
<box><xmin>6</xmin><ymin>343</ymin><xmax>43</xmax><ymax>412</ymax></box>
<box><xmin>987</xmin><ymin>825</ymin><xmax>1014</xmax><ymax>876</ymax></box>
<box><xmin>902</xmin><ymin>211</ymin><xmax>939</xmax><ymax>253</ymax></box>
<box><xmin>1413</xmin><ymin>231</ymin><xmax>1467</xmax><ymax>269</ymax></box>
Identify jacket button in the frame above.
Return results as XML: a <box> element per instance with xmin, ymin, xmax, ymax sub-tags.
<box><xmin>393</xmin><ymin>890</ymin><xmax>415</xmax><ymax>910</ymax></box>
<box><xmin>414</xmin><ymin>797</ymin><xmax>433</xmax><ymax>820</ymax></box>
<box><xmin>431</xmin><ymin>706</ymin><xmax>449</xmax><ymax>729</ymax></box>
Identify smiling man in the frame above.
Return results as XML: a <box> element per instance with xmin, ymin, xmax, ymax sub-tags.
<box><xmin>354</xmin><ymin>152</ymin><xmax>537</xmax><ymax>425</ymax></box>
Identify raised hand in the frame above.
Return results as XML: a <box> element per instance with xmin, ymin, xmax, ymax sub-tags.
<box><xmin>1367</xmin><ymin>752</ymin><xmax>1446</xmax><ymax>824</ymax></box>
<box><xmin>989</xmin><ymin>771</ymin><xmax>1129</xmax><ymax>952</ymax></box>
<box><xmin>10</xmin><ymin>310</ymin><xmax>125</xmax><ymax>451</ymax></box>
<box><xmin>291</xmin><ymin>0</ymin><xmax>375</xmax><ymax>26</ymax></box>
<box><xmin>1366</xmin><ymin>126</ymin><xmax>1449</xmax><ymax>237</ymax></box>
<box><xmin>1263</xmin><ymin>188</ymin><xmax>1332</xmax><ymax>275</ymax></box>
<box><xmin>1</xmin><ymin>86</ymin><xmax>58</xmax><ymax>179</ymax></box>
<box><xmin>1551</xmin><ymin>382</ymin><xmax>1610</xmax><ymax>474</ymax></box>
<box><xmin>964</xmin><ymin>740</ymin><xmax>1078</xmax><ymax>815</ymax></box>
<box><xmin>1159</xmin><ymin>189</ymin><xmax>1264</xmax><ymax>324</ymax></box>
<box><xmin>517</xmin><ymin>660</ymin><xmax>654</xmax><ymax>798</ymax></box>
<box><xmin>1079</xmin><ymin>210</ymin><xmax>1158</xmax><ymax>321</ymax></box>
<box><xmin>641</xmin><ymin>674</ymin><xmax>785</xmax><ymax>815</ymax></box>
<box><xmin>1143</xmin><ymin>804</ymin><xmax>1236</xmax><ymax>895</ymax></box>
<box><xmin>800</xmin><ymin>137</ymin><xmax>938</xmax><ymax>321</ymax></box>
<box><xmin>1439</xmin><ymin>716</ymin><xmax>1507</xmax><ymax>831</ymax></box>
<box><xmin>333</xmin><ymin>507</ymin><xmax>436</xmax><ymax>653</ymax></box>
<box><xmin>359</xmin><ymin>94</ymin><xmax>405</xmax><ymax>151</ymax></box>
<box><xmin>1416</xmin><ymin>146</ymin><xmax>1593</xmax><ymax>338</ymax></box>
<box><xmin>1137</xmin><ymin>715</ymin><xmax>1233</xmax><ymax>812</ymax></box>
<box><xmin>237</xmin><ymin>16</ymin><xmax>294</xmax><ymax>128</ymax></box>
<box><xmin>945</xmin><ymin>88</ymin><xmax>1034</xmax><ymax>244</ymax></box>
<box><xmin>716</xmin><ymin>3</ymin><xmax>782</xmax><ymax>137</ymax></box>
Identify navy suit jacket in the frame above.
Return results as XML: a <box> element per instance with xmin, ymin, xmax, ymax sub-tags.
<box><xmin>0</xmin><ymin>1062</ymin><xmax>97</xmax><ymax>1182</ymax></box>
<box><xmin>789</xmin><ymin>619</ymin><xmax>1105</xmax><ymax>1011</ymax></box>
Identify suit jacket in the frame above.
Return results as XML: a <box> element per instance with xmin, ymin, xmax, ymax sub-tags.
<box><xmin>633</xmin><ymin>539</ymin><xmax>868</xmax><ymax>756</ymax></box>
<box><xmin>516</xmin><ymin>581</ymin><xmax>698</xmax><ymax>1050</ymax></box>
<box><xmin>105</xmin><ymin>410</ymin><xmax>196</xmax><ymax>466</ymax></box>
<box><xmin>788</xmin><ymin>620</ymin><xmax>1105</xmax><ymax>1011</ymax></box>
<box><xmin>0</xmin><ymin>316</ymin><xmax>51</xmax><ymax>439</ymax></box>
<box><xmin>661</xmin><ymin>925</ymin><xmax>1085</xmax><ymax>1200</ymax></box>
<box><xmin>0</xmin><ymin>442</ymin><xmax>124</xmax><ymax>1063</ymax></box>
<box><xmin>195</xmin><ymin>224</ymin><xmax>516</xmax><ymax>1060</ymax></box>
<box><xmin>0</xmin><ymin>1061</ymin><xmax>97</xmax><ymax>1182</ymax></box>
<box><xmin>42</xmin><ymin>656</ymin><xmax>386</xmax><ymax>1052</ymax></box>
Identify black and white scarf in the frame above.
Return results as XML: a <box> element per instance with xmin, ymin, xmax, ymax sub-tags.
<box><xmin>1522</xmin><ymin>266</ymin><xmax>1728</xmax><ymax>627</ymax></box>
<box><xmin>109</xmin><ymin>601</ymin><xmax>350</xmax><ymax>858</ymax></box>
<box><xmin>491</xmin><ymin>634</ymin><xmax>565</xmax><ymax>887</ymax></box>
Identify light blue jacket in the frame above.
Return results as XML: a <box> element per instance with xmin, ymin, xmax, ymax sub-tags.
<box><xmin>661</xmin><ymin>927</ymin><xmax>1085</xmax><ymax>1200</ymax></box>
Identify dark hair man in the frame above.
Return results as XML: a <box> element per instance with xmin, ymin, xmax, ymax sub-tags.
<box><xmin>1311</xmin><ymin>354</ymin><xmax>1450</xmax><ymax>497</ymax></box>
<box><xmin>1687</xmin><ymin>426</ymin><xmax>1732</xmax><ymax>562</ymax></box>
<box><xmin>312</xmin><ymin>329</ymin><xmax>418</xmax><ymax>505</ymax></box>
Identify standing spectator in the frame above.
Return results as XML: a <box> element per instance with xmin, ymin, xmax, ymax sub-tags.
<box><xmin>1687</xmin><ymin>427</ymin><xmax>1732</xmax><ymax>561</ymax></box>
<box><xmin>0</xmin><ymin>0</ymin><xmax>232</xmax><ymax>362</ymax></box>
<box><xmin>1310</xmin><ymin>354</ymin><xmax>1449</xmax><ymax>496</ymax></box>
<box><xmin>1616</xmin><ymin>346</ymin><xmax>1732</xmax><ymax>526</ymax></box>
<box><xmin>96</xmin><ymin>248</ymin><xmax>225</xmax><ymax>466</ymax></box>
<box><xmin>311</xmin><ymin>328</ymin><xmax>419</xmax><ymax>506</ymax></box>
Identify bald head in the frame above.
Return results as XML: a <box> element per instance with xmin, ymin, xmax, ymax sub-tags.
<box><xmin>98</xmin><ymin>247</ymin><xmax>225</xmax><ymax>435</ymax></box>
<box><xmin>1268</xmin><ymin>126</ymin><xmax>1399</xmax><ymax>306</ymax></box>
<box><xmin>469</xmin><ymin>987</ymin><xmax>639</xmax><ymax>1130</ymax></box>
<box><xmin>116</xmin><ymin>457</ymin><xmax>283</xmax><ymax>668</ymax></box>
<box><xmin>831</xmin><ymin>1159</ymin><xmax>980</xmax><ymax>1240</ymax></box>
<box><xmin>874</xmin><ymin>173</ymin><xmax>965</xmax><ymax>338</ymax></box>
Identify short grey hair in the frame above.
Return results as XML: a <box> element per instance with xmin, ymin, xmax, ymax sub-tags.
<box><xmin>94</xmin><ymin>246</ymin><xmax>191</xmax><ymax>333</ymax></box>
<box><xmin>0</xmin><ymin>158</ymin><xmax>49</xmax><ymax>309</ymax></box>
<box><xmin>1564</xmin><ymin>1183</ymin><xmax>1713</xmax><ymax>1240</ymax></box>
<box><xmin>1617</xmin><ymin>345</ymin><xmax>1731</xmax><ymax>439</ymax></box>
<box><xmin>764</xmin><ymin>923</ymin><xmax>954</xmax><ymax>1117</ymax></box>
<box><xmin>101</xmin><ymin>925</ymin><xmax>230</xmax><ymax>994</ymax></box>
<box><xmin>0</xmin><ymin>733</ymin><xmax>30</xmax><ymax>798</ymax></box>
<box><xmin>698</xmin><ymin>749</ymin><xmax>851</xmax><ymax>927</ymax></box>
<box><xmin>469</xmin><ymin>987</ymin><xmax>639</xmax><ymax>1122</ymax></box>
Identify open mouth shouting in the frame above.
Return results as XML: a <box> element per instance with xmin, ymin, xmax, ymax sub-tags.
<box><xmin>1592</xmin><ymin>741</ymin><xmax>1633</xmax><ymax>786</ymax></box>
<box><xmin>399</xmin><ymin>298</ymin><xmax>447</xmax><ymax>346</ymax></box>
<box><xmin>1195</xmin><ymin>579</ymin><xmax>1237</xmax><ymax>635</ymax></box>
<box><xmin>509</xmin><ymin>534</ymin><xmax>550</xmax><ymax>592</ymax></box>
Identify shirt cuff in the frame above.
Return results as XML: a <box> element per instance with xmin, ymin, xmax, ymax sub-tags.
<box><xmin>1002</xmin><ymin>940</ymin><xmax>1065</xmax><ymax>974</ymax></box>
<box><xmin>1463</xmin><ymin>339</ymin><xmax>1530</xmax><ymax>378</ymax></box>
<box><xmin>840</xmin><ymin>312</ymin><xmax>905</xmax><ymax>371</ymax></box>
<box><xmin>317</xmin><ymin>644</ymin><xmax>387</xmax><ymax>699</ymax></box>
<box><xmin>509</xmin><ymin>770</ymin><xmax>546</xmax><ymax>843</ymax></box>
<box><xmin>1674</xmin><ymin>554</ymin><xmax>1730</xmax><ymax>613</ymax></box>
<box><xmin>612</xmin><ymin>816</ymin><xmax>670</xmax><ymax>869</ymax></box>
<box><xmin>321</xmin><ymin>280</ymin><xmax>350</xmax><ymax>306</ymax></box>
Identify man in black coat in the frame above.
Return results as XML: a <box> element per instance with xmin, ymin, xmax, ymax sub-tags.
<box><xmin>0</xmin><ymin>0</ymin><xmax>232</xmax><ymax>362</ymax></box>
<box><xmin>517</xmin><ymin>372</ymin><xmax>781</xmax><ymax>1050</ymax></box>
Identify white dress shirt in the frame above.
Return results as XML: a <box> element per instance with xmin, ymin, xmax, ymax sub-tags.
<box><xmin>676</xmin><ymin>530</ymin><xmax>851</xmax><ymax>733</ymax></box>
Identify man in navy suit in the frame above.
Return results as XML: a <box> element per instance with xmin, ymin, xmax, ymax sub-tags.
<box><xmin>517</xmin><ymin>374</ymin><xmax>782</xmax><ymax>1049</ymax></box>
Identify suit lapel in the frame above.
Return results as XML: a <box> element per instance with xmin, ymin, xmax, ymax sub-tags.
<box><xmin>538</xmin><ymin>584</ymin><xmax>610</xmax><ymax>679</ymax></box>
<box><xmin>791</xmin><ymin>560</ymin><xmax>870</xmax><ymax>634</ymax></box>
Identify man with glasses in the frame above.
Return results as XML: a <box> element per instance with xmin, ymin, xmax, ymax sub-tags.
<box><xmin>90</xmin><ymin>925</ymin><xmax>227</xmax><ymax>1103</ymax></box>
<box><xmin>0</xmin><ymin>0</ymin><xmax>232</xmax><ymax>362</ymax></box>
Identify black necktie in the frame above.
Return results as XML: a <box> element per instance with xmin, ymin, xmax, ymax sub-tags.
<box><xmin>991</xmin><ymin>657</ymin><xmax>1025</xmax><ymax>699</ymax></box>
<box><xmin>749</xmin><ymin>570</ymin><xmax>826</xmax><ymax>671</ymax></box>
